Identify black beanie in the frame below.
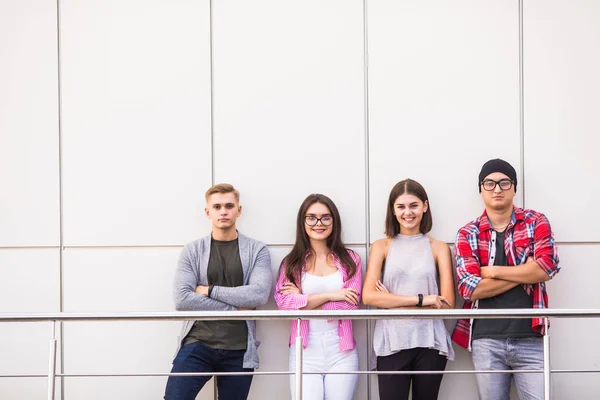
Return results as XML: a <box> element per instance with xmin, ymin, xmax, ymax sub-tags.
<box><xmin>478</xmin><ymin>159</ymin><xmax>517</xmax><ymax>192</ymax></box>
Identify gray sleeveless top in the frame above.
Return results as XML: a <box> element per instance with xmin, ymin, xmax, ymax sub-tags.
<box><xmin>373</xmin><ymin>234</ymin><xmax>455</xmax><ymax>362</ymax></box>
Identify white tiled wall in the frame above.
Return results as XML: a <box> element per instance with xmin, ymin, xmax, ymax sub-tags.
<box><xmin>368</xmin><ymin>0</ymin><xmax>521</xmax><ymax>244</ymax></box>
<box><xmin>523</xmin><ymin>0</ymin><xmax>600</xmax><ymax>242</ymax></box>
<box><xmin>212</xmin><ymin>0</ymin><xmax>366</xmax><ymax>245</ymax></box>
<box><xmin>0</xmin><ymin>249</ymin><xmax>61</xmax><ymax>398</ymax></box>
<box><xmin>2</xmin><ymin>1</ymin><xmax>600</xmax><ymax>399</ymax></box>
<box><xmin>60</xmin><ymin>0</ymin><xmax>212</xmax><ymax>246</ymax></box>
<box><xmin>0</xmin><ymin>0</ymin><xmax>60</xmax><ymax>247</ymax></box>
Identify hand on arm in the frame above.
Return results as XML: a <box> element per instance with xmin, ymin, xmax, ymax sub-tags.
<box><xmin>376</xmin><ymin>280</ymin><xmax>451</xmax><ymax>309</ymax></box>
<box><xmin>455</xmin><ymin>230</ymin><xmax>517</xmax><ymax>302</ymax></box>
<box><xmin>279</xmin><ymin>281</ymin><xmax>359</xmax><ymax>310</ymax></box>
<box><xmin>469</xmin><ymin>279</ymin><xmax>519</xmax><ymax>301</ymax></box>
<box><xmin>195</xmin><ymin>285</ymin><xmax>209</xmax><ymax>296</ymax></box>
<box><xmin>481</xmin><ymin>256</ymin><xmax>550</xmax><ymax>284</ymax></box>
<box><xmin>174</xmin><ymin>247</ymin><xmax>234</xmax><ymax>312</ymax></box>
<box><xmin>363</xmin><ymin>240</ymin><xmax>430</xmax><ymax>309</ymax></box>
<box><xmin>477</xmin><ymin>213</ymin><xmax>559</xmax><ymax>289</ymax></box>
<box><xmin>209</xmin><ymin>246</ymin><xmax>273</xmax><ymax>308</ymax></box>
<box><xmin>322</xmin><ymin>252</ymin><xmax>363</xmax><ymax>311</ymax></box>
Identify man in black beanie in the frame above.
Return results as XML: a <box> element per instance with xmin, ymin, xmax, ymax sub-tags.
<box><xmin>452</xmin><ymin>158</ymin><xmax>560</xmax><ymax>400</ymax></box>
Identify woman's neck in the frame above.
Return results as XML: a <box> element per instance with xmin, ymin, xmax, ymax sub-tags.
<box><xmin>399</xmin><ymin>227</ymin><xmax>421</xmax><ymax>236</ymax></box>
<box><xmin>309</xmin><ymin>239</ymin><xmax>330</xmax><ymax>258</ymax></box>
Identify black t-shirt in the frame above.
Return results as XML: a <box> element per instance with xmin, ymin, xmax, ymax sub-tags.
<box><xmin>183</xmin><ymin>237</ymin><xmax>248</xmax><ymax>350</ymax></box>
<box><xmin>472</xmin><ymin>230</ymin><xmax>542</xmax><ymax>340</ymax></box>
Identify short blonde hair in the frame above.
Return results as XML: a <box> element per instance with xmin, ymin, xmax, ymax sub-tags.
<box><xmin>205</xmin><ymin>183</ymin><xmax>240</xmax><ymax>202</ymax></box>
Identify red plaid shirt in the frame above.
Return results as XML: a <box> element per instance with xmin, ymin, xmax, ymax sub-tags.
<box><xmin>452</xmin><ymin>206</ymin><xmax>560</xmax><ymax>350</ymax></box>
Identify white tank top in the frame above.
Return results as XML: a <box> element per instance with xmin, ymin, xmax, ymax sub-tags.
<box><xmin>301</xmin><ymin>270</ymin><xmax>343</xmax><ymax>332</ymax></box>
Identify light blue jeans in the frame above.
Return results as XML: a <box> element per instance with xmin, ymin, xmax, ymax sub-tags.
<box><xmin>472</xmin><ymin>337</ymin><xmax>545</xmax><ymax>400</ymax></box>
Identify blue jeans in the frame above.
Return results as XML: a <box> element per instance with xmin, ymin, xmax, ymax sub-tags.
<box><xmin>472</xmin><ymin>337</ymin><xmax>545</xmax><ymax>400</ymax></box>
<box><xmin>164</xmin><ymin>341</ymin><xmax>253</xmax><ymax>400</ymax></box>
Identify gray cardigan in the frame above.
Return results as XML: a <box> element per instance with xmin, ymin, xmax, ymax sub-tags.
<box><xmin>173</xmin><ymin>233</ymin><xmax>272</xmax><ymax>368</ymax></box>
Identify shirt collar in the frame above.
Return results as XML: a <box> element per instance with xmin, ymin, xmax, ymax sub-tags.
<box><xmin>479</xmin><ymin>205</ymin><xmax>523</xmax><ymax>232</ymax></box>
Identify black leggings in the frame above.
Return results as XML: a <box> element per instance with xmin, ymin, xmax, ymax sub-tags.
<box><xmin>377</xmin><ymin>347</ymin><xmax>448</xmax><ymax>400</ymax></box>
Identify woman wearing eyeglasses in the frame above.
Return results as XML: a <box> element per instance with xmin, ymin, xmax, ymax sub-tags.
<box><xmin>274</xmin><ymin>193</ymin><xmax>362</xmax><ymax>400</ymax></box>
<box><xmin>363</xmin><ymin>179</ymin><xmax>455</xmax><ymax>400</ymax></box>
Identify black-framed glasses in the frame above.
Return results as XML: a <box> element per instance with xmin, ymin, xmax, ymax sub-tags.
<box><xmin>481</xmin><ymin>179</ymin><xmax>514</xmax><ymax>191</ymax></box>
<box><xmin>305</xmin><ymin>215</ymin><xmax>333</xmax><ymax>226</ymax></box>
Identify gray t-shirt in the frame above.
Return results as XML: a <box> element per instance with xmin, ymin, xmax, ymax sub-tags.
<box><xmin>183</xmin><ymin>237</ymin><xmax>248</xmax><ymax>350</ymax></box>
<box><xmin>473</xmin><ymin>230</ymin><xmax>541</xmax><ymax>340</ymax></box>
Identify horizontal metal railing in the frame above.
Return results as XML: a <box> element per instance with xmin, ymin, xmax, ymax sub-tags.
<box><xmin>1</xmin><ymin>309</ymin><xmax>599</xmax><ymax>400</ymax></box>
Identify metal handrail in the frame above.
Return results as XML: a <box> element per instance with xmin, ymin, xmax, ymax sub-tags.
<box><xmin>1</xmin><ymin>309</ymin><xmax>599</xmax><ymax>400</ymax></box>
<box><xmin>1</xmin><ymin>308</ymin><xmax>599</xmax><ymax>322</ymax></box>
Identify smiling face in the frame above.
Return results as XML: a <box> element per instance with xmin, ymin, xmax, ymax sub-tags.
<box><xmin>205</xmin><ymin>192</ymin><xmax>242</xmax><ymax>231</ymax></box>
<box><xmin>480</xmin><ymin>172</ymin><xmax>516</xmax><ymax>212</ymax></box>
<box><xmin>304</xmin><ymin>202</ymin><xmax>333</xmax><ymax>243</ymax></box>
<box><xmin>393</xmin><ymin>193</ymin><xmax>428</xmax><ymax>236</ymax></box>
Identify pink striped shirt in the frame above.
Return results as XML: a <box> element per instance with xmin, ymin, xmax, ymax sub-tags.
<box><xmin>274</xmin><ymin>249</ymin><xmax>363</xmax><ymax>351</ymax></box>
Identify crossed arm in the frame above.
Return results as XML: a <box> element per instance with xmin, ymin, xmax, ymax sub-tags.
<box><xmin>471</xmin><ymin>258</ymin><xmax>548</xmax><ymax>298</ymax></box>
<box><xmin>274</xmin><ymin>252</ymin><xmax>363</xmax><ymax>311</ymax></box>
<box><xmin>362</xmin><ymin>238</ymin><xmax>455</xmax><ymax>309</ymax></box>
<box><xmin>174</xmin><ymin>245</ymin><xmax>272</xmax><ymax>311</ymax></box>
<box><xmin>456</xmin><ymin>216</ymin><xmax>559</xmax><ymax>302</ymax></box>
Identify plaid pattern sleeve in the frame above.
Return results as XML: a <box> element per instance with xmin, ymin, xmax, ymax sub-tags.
<box><xmin>531</xmin><ymin>212</ymin><xmax>560</xmax><ymax>278</ymax></box>
<box><xmin>452</xmin><ymin>207</ymin><xmax>560</xmax><ymax>349</ymax></box>
<box><xmin>525</xmin><ymin>209</ymin><xmax>560</xmax><ymax>335</ymax></box>
<box><xmin>454</xmin><ymin>225</ymin><xmax>483</xmax><ymax>301</ymax></box>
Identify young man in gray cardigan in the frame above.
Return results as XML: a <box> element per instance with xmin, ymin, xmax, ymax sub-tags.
<box><xmin>164</xmin><ymin>184</ymin><xmax>272</xmax><ymax>400</ymax></box>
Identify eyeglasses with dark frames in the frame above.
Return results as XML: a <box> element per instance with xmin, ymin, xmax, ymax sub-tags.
<box><xmin>305</xmin><ymin>215</ymin><xmax>333</xmax><ymax>226</ymax></box>
<box><xmin>481</xmin><ymin>179</ymin><xmax>514</xmax><ymax>191</ymax></box>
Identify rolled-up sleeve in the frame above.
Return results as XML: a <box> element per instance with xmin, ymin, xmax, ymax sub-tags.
<box><xmin>533</xmin><ymin>213</ymin><xmax>560</xmax><ymax>278</ymax></box>
<box><xmin>274</xmin><ymin>262</ymin><xmax>308</xmax><ymax>310</ymax></box>
<box><xmin>455</xmin><ymin>229</ymin><xmax>482</xmax><ymax>301</ymax></box>
<box><xmin>322</xmin><ymin>251</ymin><xmax>362</xmax><ymax>311</ymax></box>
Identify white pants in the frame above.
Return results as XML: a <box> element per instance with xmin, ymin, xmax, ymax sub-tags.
<box><xmin>289</xmin><ymin>329</ymin><xmax>359</xmax><ymax>400</ymax></box>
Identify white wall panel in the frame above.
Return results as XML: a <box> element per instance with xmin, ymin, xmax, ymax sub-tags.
<box><xmin>368</xmin><ymin>0</ymin><xmax>521</xmax><ymax>243</ymax></box>
<box><xmin>0</xmin><ymin>249</ymin><xmax>60</xmax><ymax>398</ymax></box>
<box><xmin>0</xmin><ymin>1</ymin><xmax>59</xmax><ymax>247</ymax></box>
<box><xmin>62</xmin><ymin>247</ymin><xmax>180</xmax><ymax>312</ymax></box>
<box><xmin>0</xmin><ymin>249</ymin><xmax>60</xmax><ymax>313</ymax></box>
<box><xmin>546</xmin><ymin>245</ymin><xmax>600</xmax><ymax>399</ymax></box>
<box><xmin>523</xmin><ymin>0</ymin><xmax>600</xmax><ymax>242</ymax></box>
<box><xmin>60</xmin><ymin>0</ymin><xmax>212</xmax><ymax>246</ymax></box>
<box><xmin>254</xmin><ymin>246</ymin><xmax>368</xmax><ymax>400</ymax></box>
<box><xmin>212</xmin><ymin>0</ymin><xmax>366</xmax><ymax>245</ymax></box>
<box><xmin>62</xmin><ymin>247</ymin><xmax>213</xmax><ymax>398</ymax></box>
<box><xmin>62</xmin><ymin>322</ymin><xmax>213</xmax><ymax>400</ymax></box>
<box><xmin>0</xmin><ymin>324</ymin><xmax>61</xmax><ymax>400</ymax></box>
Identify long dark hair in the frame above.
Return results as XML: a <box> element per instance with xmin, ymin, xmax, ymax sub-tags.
<box><xmin>282</xmin><ymin>194</ymin><xmax>357</xmax><ymax>285</ymax></box>
<box><xmin>384</xmin><ymin>179</ymin><xmax>433</xmax><ymax>237</ymax></box>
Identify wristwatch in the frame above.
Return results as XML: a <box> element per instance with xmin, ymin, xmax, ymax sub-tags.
<box><xmin>416</xmin><ymin>293</ymin><xmax>423</xmax><ymax>307</ymax></box>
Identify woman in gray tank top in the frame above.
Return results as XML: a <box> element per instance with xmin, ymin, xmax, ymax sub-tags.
<box><xmin>363</xmin><ymin>179</ymin><xmax>455</xmax><ymax>400</ymax></box>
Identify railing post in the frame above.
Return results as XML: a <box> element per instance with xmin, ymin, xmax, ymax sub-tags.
<box><xmin>294</xmin><ymin>318</ymin><xmax>302</xmax><ymax>400</ymax></box>
<box><xmin>47</xmin><ymin>321</ymin><xmax>57</xmax><ymax>400</ymax></box>
<box><xmin>543</xmin><ymin>317</ymin><xmax>551</xmax><ymax>400</ymax></box>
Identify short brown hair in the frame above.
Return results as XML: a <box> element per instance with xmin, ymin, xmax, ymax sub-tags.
<box><xmin>205</xmin><ymin>183</ymin><xmax>240</xmax><ymax>202</ymax></box>
<box><xmin>384</xmin><ymin>179</ymin><xmax>432</xmax><ymax>237</ymax></box>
